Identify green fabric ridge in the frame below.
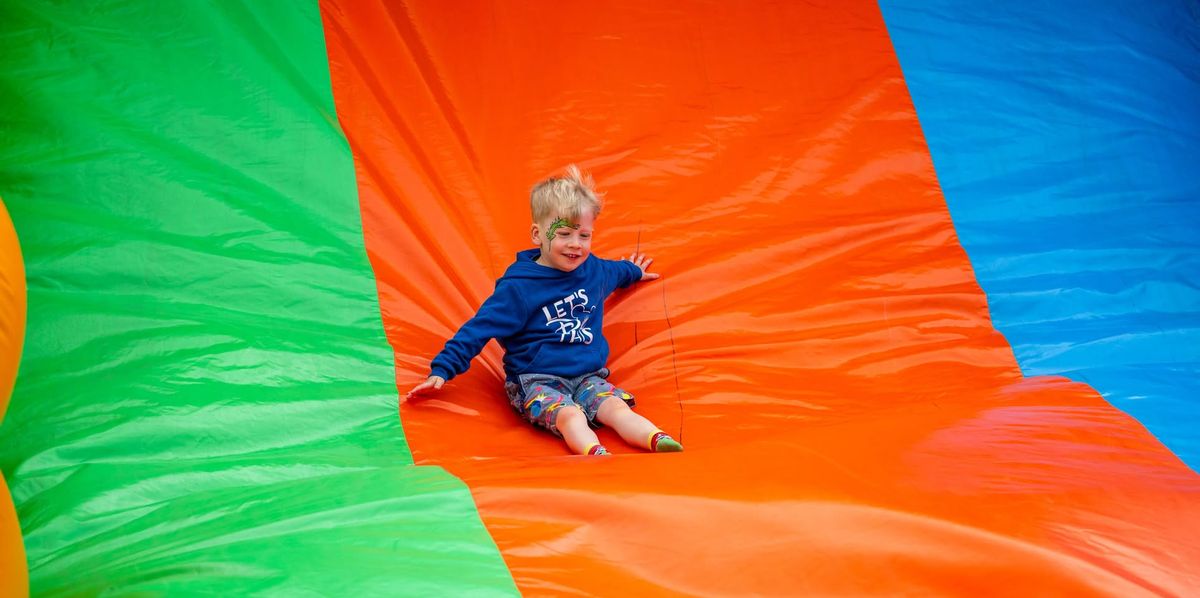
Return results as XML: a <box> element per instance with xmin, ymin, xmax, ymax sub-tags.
<box><xmin>0</xmin><ymin>1</ymin><xmax>517</xmax><ymax>595</ymax></box>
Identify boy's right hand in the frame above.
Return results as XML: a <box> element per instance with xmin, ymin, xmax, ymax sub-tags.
<box><xmin>405</xmin><ymin>375</ymin><xmax>445</xmax><ymax>401</ymax></box>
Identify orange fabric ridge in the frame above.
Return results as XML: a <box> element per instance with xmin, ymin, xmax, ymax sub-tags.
<box><xmin>1</xmin><ymin>197</ymin><xmax>28</xmax><ymax>598</ymax></box>
<box><xmin>321</xmin><ymin>1</ymin><xmax>1200</xmax><ymax>594</ymax></box>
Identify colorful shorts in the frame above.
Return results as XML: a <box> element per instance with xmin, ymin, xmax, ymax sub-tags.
<box><xmin>505</xmin><ymin>368</ymin><xmax>636</xmax><ymax>436</ymax></box>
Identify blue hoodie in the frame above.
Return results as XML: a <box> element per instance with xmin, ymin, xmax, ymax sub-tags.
<box><xmin>430</xmin><ymin>248</ymin><xmax>644</xmax><ymax>382</ymax></box>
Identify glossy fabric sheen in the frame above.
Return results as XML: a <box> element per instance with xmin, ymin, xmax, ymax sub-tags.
<box><xmin>324</xmin><ymin>1</ymin><xmax>1200</xmax><ymax>595</ymax></box>
<box><xmin>0</xmin><ymin>199</ymin><xmax>27</xmax><ymax>597</ymax></box>
<box><xmin>0</xmin><ymin>1</ymin><xmax>513</xmax><ymax>595</ymax></box>
<box><xmin>879</xmin><ymin>0</ymin><xmax>1200</xmax><ymax>471</ymax></box>
<box><xmin>0</xmin><ymin>199</ymin><xmax>21</xmax><ymax>424</ymax></box>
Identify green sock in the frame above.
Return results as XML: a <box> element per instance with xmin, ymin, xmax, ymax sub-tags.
<box><xmin>649</xmin><ymin>431</ymin><xmax>682</xmax><ymax>452</ymax></box>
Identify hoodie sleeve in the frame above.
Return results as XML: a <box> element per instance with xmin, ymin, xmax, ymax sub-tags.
<box><xmin>600</xmin><ymin>256</ymin><xmax>644</xmax><ymax>294</ymax></box>
<box><xmin>429</xmin><ymin>282</ymin><xmax>527</xmax><ymax>381</ymax></box>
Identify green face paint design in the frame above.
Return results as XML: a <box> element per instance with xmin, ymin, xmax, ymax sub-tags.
<box><xmin>545</xmin><ymin>217</ymin><xmax>579</xmax><ymax>242</ymax></box>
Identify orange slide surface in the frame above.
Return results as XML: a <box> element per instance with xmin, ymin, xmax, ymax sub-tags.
<box><xmin>322</xmin><ymin>1</ymin><xmax>1200</xmax><ymax>594</ymax></box>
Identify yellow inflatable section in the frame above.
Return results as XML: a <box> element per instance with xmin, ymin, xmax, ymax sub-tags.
<box><xmin>1</xmin><ymin>197</ymin><xmax>28</xmax><ymax>596</ymax></box>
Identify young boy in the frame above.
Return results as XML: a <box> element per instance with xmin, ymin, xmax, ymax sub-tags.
<box><xmin>406</xmin><ymin>165</ymin><xmax>682</xmax><ymax>456</ymax></box>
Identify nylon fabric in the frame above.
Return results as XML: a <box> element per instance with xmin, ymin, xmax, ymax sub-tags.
<box><xmin>0</xmin><ymin>197</ymin><xmax>28</xmax><ymax>598</ymax></box>
<box><xmin>879</xmin><ymin>0</ymin><xmax>1200</xmax><ymax>470</ymax></box>
<box><xmin>324</xmin><ymin>0</ymin><xmax>1200</xmax><ymax>595</ymax></box>
<box><xmin>0</xmin><ymin>198</ymin><xmax>21</xmax><ymax>423</ymax></box>
<box><xmin>0</xmin><ymin>1</ymin><xmax>514</xmax><ymax>595</ymax></box>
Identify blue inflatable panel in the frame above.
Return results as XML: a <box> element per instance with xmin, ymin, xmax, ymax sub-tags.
<box><xmin>879</xmin><ymin>1</ymin><xmax>1200</xmax><ymax>470</ymax></box>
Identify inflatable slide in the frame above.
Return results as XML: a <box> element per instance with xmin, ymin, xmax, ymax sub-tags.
<box><xmin>1</xmin><ymin>1</ymin><xmax>1197</xmax><ymax>595</ymax></box>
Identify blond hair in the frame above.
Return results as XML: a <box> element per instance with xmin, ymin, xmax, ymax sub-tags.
<box><xmin>530</xmin><ymin>164</ymin><xmax>603</xmax><ymax>223</ymax></box>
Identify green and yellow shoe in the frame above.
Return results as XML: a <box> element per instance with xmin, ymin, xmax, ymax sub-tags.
<box><xmin>648</xmin><ymin>431</ymin><xmax>682</xmax><ymax>452</ymax></box>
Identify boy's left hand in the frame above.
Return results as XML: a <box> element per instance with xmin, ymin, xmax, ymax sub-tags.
<box><xmin>624</xmin><ymin>252</ymin><xmax>660</xmax><ymax>281</ymax></box>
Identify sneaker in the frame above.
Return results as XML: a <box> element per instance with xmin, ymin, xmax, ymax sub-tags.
<box><xmin>649</xmin><ymin>432</ymin><xmax>682</xmax><ymax>452</ymax></box>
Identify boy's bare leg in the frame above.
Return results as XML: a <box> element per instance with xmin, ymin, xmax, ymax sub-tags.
<box><xmin>556</xmin><ymin>406</ymin><xmax>604</xmax><ymax>454</ymax></box>
<box><xmin>596</xmin><ymin>397</ymin><xmax>675</xmax><ymax>449</ymax></box>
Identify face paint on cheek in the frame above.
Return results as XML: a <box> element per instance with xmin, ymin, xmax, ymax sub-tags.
<box><xmin>546</xmin><ymin>217</ymin><xmax>579</xmax><ymax>242</ymax></box>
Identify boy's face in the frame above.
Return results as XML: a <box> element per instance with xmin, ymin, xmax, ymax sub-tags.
<box><xmin>531</xmin><ymin>208</ymin><xmax>595</xmax><ymax>273</ymax></box>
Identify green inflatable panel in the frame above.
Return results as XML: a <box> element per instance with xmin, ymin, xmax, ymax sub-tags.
<box><xmin>0</xmin><ymin>1</ymin><xmax>517</xmax><ymax>595</ymax></box>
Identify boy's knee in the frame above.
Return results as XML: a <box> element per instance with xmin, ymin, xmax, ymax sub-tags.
<box><xmin>553</xmin><ymin>404</ymin><xmax>586</xmax><ymax>427</ymax></box>
<box><xmin>597</xmin><ymin>395</ymin><xmax>631</xmax><ymax>418</ymax></box>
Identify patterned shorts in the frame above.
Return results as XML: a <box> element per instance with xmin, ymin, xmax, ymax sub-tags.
<box><xmin>504</xmin><ymin>368</ymin><xmax>636</xmax><ymax>436</ymax></box>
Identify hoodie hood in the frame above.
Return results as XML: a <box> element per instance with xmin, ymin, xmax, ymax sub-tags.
<box><xmin>503</xmin><ymin>248</ymin><xmax>591</xmax><ymax>280</ymax></box>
